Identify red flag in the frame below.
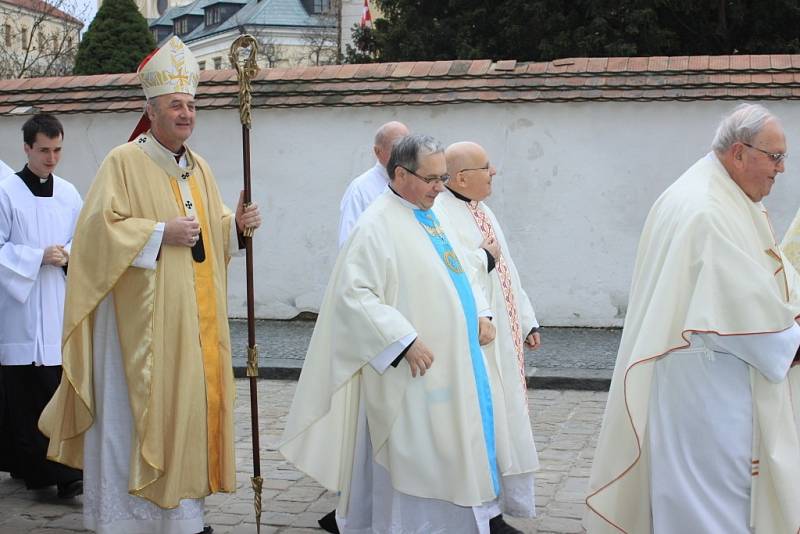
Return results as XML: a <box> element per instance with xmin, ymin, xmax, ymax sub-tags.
<box><xmin>360</xmin><ymin>0</ymin><xmax>372</xmax><ymax>28</ymax></box>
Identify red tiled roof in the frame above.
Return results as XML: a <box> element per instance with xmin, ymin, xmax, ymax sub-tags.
<box><xmin>1</xmin><ymin>0</ymin><xmax>83</xmax><ymax>25</ymax></box>
<box><xmin>1</xmin><ymin>54</ymin><xmax>800</xmax><ymax>115</ymax></box>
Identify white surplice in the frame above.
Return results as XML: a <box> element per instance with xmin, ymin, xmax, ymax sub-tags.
<box><xmin>84</xmin><ymin>293</ymin><xmax>205</xmax><ymax>534</ymax></box>
<box><xmin>337</xmin><ymin>162</ymin><xmax>389</xmax><ymax>248</ymax></box>
<box><xmin>648</xmin><ymin>328</ymin><xmax>799</xmax><ymax>534</ymax></box>
<box><xmin>0</xmin><ymin>173</ymin><xmax>81</xmax><ymax>366</ymax></box>
<box><xmin>338</xmin><ymin>387</ymin><xmax>505</xmax><ymax>534</ymax></box>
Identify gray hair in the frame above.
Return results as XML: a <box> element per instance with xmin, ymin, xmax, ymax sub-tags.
<box><xmin>144</xmin><ymin>98</ymin><xmax>159</xmax><ymax>115</ymax></box>
<box><xmin>712</xmin><ymin>103</ymin><xmax>779</xmax><ymax>153</ymax></box>
<box><xmin>387</xmin><ymin>134</ymin><xmax>444</xmax><ymax>180</ymax></box>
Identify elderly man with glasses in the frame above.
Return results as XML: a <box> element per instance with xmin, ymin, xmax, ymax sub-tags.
<box><xmin>281</xmin><ymin>134</ymin><xmax>530</xmax><ymax>534</ymax></box>
<box><xmin>587</xmin><ymin>103</ymin><xmax>800</xmax><ymax>534</ymax></box>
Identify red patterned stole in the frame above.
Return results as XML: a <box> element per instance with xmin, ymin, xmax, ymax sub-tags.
<box><xmin>467</xmin><ymin>201</ymin><xmax>529</xmax><ymax>402</ymax></box>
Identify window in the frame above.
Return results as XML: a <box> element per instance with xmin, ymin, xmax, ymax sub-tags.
<box><xmin>37</xmin><ymin>31</ymin><xmax>45</xmax><ymax>50</ymax></box>
<box><xmin>4</xmin><ymin>24</ymin><xmax>10</xmax><ymax>47</ymax></box>
<box><xmin>66</xmin><ymin>35</ymin><xmax>73</xmax><ymax>49</ymax></box>
<box><xmin>51</xmin><ymin>32</ymin><xmax>59</xmax><ymax>51</ymax></box>
<box><xmin>174</xmin><ymin>17</ymin><xmax>188</xmax><ymax>35</ymax></box>
<box><xmin>313</xmin><ymin>0</ymin><xmax>331</xmax><ymax>12</ymax></box>
<box><xmin>198</xmin><ymin>60</ymin><xmax>206</xmax><ymax>71</ymax></box>
<box><xmin>20</xmin><ymin>27</ymin><xmax>27</xmax><ymax>47</ymax></box>
<box><xmin>157</xmin><ymin>0</ymin><xmax>167</xmax><ymax>15</ymax></box>
<box><xmin>205</xmin><ymin>7</ymin><xmax>221</xmax><ymax>26</ymax></box>
<box><xmin>213</xmin><ymin>56</ymin><xmax>221</xmax><ymax>69</ymax></box>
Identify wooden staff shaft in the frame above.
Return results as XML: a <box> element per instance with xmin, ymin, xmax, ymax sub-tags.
<box><xmin>242</xmin><ymin>125</ymin><xmax>261</xmax><ymax>478</ymax></box>
<box><xmin>230</xmin><ymin>33</ymin><xmax>263</xmax><ymax>532</ymax></box>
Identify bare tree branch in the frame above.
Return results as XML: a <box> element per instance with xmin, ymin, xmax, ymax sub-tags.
<box><xmin>0</xmin><ymin>0</ymin><xmax>87</xmax><ymax>78</ymax></box>
<box><xmin>237</xmin><ymin>22</ymin><xmax>285</xmax><ymax>68</ymax></box>
<box><xmin>301</xmin><ymin>2</ymin><xmax>338</xmax><ymax>66</ymax></box>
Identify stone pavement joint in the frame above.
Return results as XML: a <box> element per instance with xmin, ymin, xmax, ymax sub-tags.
<box><xmin>0</xmin><ymin>380</ymin><xmax>604</xmax><ymax>534</ymax></box>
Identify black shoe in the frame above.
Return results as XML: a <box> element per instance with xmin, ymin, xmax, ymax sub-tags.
<box><xmin>489</xmin><ymin>514</ymin><xmax>522</xmax><ymax>534</ymax></box>
<box><xmin>318</xmin><ymin>510</ymin><xmax>340</xmax><ymax>533</ymax></box>
<box><xmin>195</xmin><ymin>527</ymin><xmax>213</xmax><ymax>534</ymax></box>
<box><xmin>56</xmin><ymin>479</ymin><xmax>83</xmax><ymax>499</ymax></box>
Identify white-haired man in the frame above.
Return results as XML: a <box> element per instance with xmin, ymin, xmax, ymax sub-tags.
<box><xmin>337</xmin><ymin>121</ymin><xmax>409</xmax><ymax>247</ymax></box>
<box><xmin>586</xmin><ymin>103</ymin><xmax>800</xmax><ymax>533</ymax></box>
<box><xmin>40</xmin><ymin>36</ymin><xmax>261</xmax><ymax>534</ymax></box>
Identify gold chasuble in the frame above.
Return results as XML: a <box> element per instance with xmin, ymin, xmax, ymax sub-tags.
<box><xmin>40</xmin><ymin>133</ymin><xmax>237</xmax><ymax>508</ymax></box>
<box><xmin>586</xmin><ymin>153</ymin><xmax>800</xmax><ymax>533</ymax></box>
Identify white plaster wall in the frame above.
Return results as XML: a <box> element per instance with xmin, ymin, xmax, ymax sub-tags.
<box><xmin>2</xmin><ymin>100</ymin><xmax>800</xmax><ymax>326</ymax></box>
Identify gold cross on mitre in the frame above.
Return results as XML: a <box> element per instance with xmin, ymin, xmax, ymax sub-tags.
<box><xmin>137</xmin><ymin>36</ymin><xmax>200</xmax><ymax>100</ymax></box>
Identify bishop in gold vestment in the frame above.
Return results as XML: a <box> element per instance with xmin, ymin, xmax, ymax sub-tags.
<box><xmin>39</xmin><ymin>36</ymin><xmax>261</xmax><ymax>534</ymax></box>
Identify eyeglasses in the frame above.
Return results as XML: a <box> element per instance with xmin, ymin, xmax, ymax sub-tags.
<box><xmin>399</xmin><ymin>165</ymin><xmax>450</xmax><ymax>185</ymax></box>
<box><xmin>742</xmin><ymin>143</ymin><xmax>787</xmax><ymax>164</ymax></box>
<box><xmin>460</xmin><ymin>163</ymin><xmax>491</xmax><ymax>173</ymax></box>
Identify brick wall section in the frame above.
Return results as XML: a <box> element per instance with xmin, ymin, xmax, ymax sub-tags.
<box><xmin>2</xmin><ymin>55</ymin><xmax>800</xmax><ymax>115</ymax></box>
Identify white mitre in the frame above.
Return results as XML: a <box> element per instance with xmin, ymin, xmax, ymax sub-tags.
<box><xmin>137</xmin><ymin>36</ymin><xmax>199</xmax><ymax>99</ymax></box>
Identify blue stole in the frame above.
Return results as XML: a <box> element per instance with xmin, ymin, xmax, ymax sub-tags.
<box><xmin>413</xmin><ymin>208</ymin><xmax>500</xmax><ymax>497</ymax></box>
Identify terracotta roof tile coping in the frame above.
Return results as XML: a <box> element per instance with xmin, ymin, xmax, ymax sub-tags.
<box><xmin>4</xmin><ymin>55</ymin><xmax>800</xmax><ymax>114</ymax></box>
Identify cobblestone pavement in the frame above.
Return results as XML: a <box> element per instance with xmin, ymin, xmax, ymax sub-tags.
<box><xmin>0</xmin><ymin>379</ymin><xmax>604</xmax><ymax>534</ymax></box>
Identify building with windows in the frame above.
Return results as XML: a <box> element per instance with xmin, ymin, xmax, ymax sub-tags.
<box><xmin>144</xmin><ymin>0</ymin><xmax>370</xmax><ymax>70</ymax></box>
<box><xmin>0</xmin><ymin>0</ymin><xmax>83</xmax><ymax>78</ymax></box>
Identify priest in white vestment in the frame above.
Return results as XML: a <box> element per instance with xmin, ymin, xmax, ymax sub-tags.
<box><xmin>433</xmin><ymin>141</ymin><xmax>541</xmax><ymax>523</ymax></box>
<box><xmin>0</xmin><ymin>114</ymin><xmax>83</xmax><ymax>497</ymax></box>
<box><xmin>281</xmin><ymin>134</ymin><xmax>526</xmax><ymax>534</ymax></box>
<box><xmin>39</xmin><ymin>37</ymin><xmax>262</xmax><ymax>534</ymax></box>
<box><xmin>337</xmin><ymin>121</ymin><xmax>409</xmax><ymax>247</ymax></box>
<box><xmin>586</xmin><ymin>103</ymin><xmax>800</xmax><ymax>534</ymax></box>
